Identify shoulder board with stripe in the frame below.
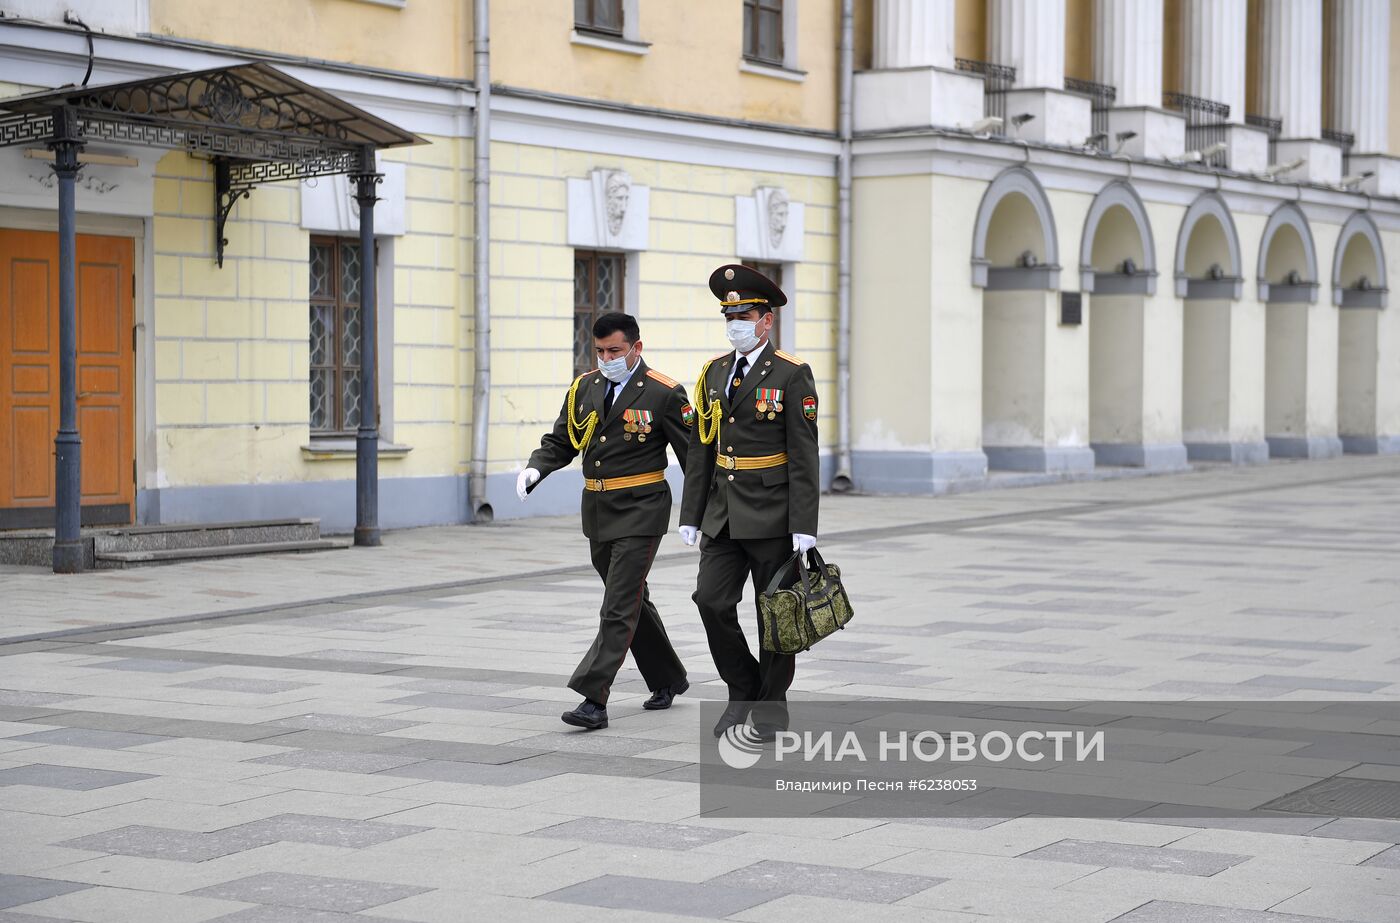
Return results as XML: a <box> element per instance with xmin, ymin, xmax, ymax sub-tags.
<box><xmin>574</xmin><ymin>369</ymin><xmax>596</xmax><ymax>381</ymax></box>
<box><xmin>645</xmin><ymin>369</ymin><xmax>679</xmax><ymax>388</ymax></box>
<box><xmin>774</xmin><ymin>350</ymin><xmax>805</xmax><ymax>366</ymax></box>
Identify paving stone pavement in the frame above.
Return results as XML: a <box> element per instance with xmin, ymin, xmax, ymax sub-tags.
<box><xmin>0</xmin><ymin>455</ymin><xmax>1399</xmax><ymax>921</ymax></box>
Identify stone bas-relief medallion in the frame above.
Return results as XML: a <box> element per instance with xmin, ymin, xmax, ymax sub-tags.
<box><xmin>604</xmin><ymin>170</ymin><xmax>630</xmax><ymax>236</ymax></box>
<box><xmin>567</xmin><ymin>167</ymin><xmax>650</xmax><ymax>251</ymax></box>
<box><xmin>735</xmin><ymin>185</ymin><xmax>805</xmax><ymax>262</ymax></box>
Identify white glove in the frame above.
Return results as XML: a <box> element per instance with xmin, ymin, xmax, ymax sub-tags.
<box><xmin>515</xmin><ymin>467</ymin><xmax>540</xmax><ymax>502</ymax></box>
<box><xmin>793</xmin><ymin>533</ymin><xmax>817</xmax><ymax>554</ymax></box>
<box><xmin>679</xmin><ymin>525</ymin><xmax>699</xmax><ymax>546</ymax></box>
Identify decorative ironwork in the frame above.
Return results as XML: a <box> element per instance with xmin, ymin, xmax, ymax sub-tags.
<box><xmin>955</xmin><ymin>58</ymin><xmax>1016</xmax><ymax>135</ymax></box>
<box><xmin>1323</xmin><ymin>128</ymin><xmax>1355</xmax><ymax>155</ymax></box>
<box><xmin>214</xmin><ymin>158</ymin><xmax>253</xmax><ymax>269</ymax></box>
<box><xmin>1246</xmin><ymin>114</ymin><xmax>1283</xmax><ymax>165</ymax></box>
<box><xmin>0</xmin><ymin>63</ymin><xmax>421</xmax><ymax>266</ymax></box>
<box><xmin>1065</xmin><ymin>78</ymin><xmax>1117</xmax><ymax>151</ymax></box>
<box><xmin>0</xmin><ymin>111</ymin><xmax>54</xmax><ymax>146</ymax></box>
<box><xmin>1165</xmin><ymin>92</ymin><xmax>1231</xmax><ymax>168</ymax></box>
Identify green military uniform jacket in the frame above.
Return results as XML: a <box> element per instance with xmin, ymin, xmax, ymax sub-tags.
<box><xmin>681</xmin><ymin>341</ymin><xmax>820</xmax><ymax>540</ymax></box>
<box><xmin>528</xmin><ymin>358</ymin><xmax>692</xmax><ymax>542</ymax></box>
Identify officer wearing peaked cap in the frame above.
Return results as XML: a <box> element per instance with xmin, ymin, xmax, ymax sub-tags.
<box><xmin>518</xmin><ymin>312</ymin><xmax>694</xmax><ymax>731</ymax></box>
<box><xmin>679</xmin><ymin>264</ymin><xmax>821</xmax><ymax>742</ymax></box>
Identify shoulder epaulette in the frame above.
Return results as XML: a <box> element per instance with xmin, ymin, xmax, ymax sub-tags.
<box><xmin>775</xmin><ymin>350</ymin><xmax>805</xmax><ymax>366</ymax></box>
<box><xmin>574</xmin><ymin>369</ymin><xmax>596</xmax><ymax>381</ymax></box>
<box><xmin>711</xmin><ymin>350</ymin><xmax>731</xmax><ymax>360</ymax></box>
<box><xmin>646</xmin><ymin>368</ymin><xmax>678</xmax><ymax>388</ymax></box>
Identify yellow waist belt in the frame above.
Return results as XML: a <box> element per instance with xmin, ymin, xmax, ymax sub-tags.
<box><xmin>583</xmin><ymin>469</ymin><xmax>667</xmax><ymax>492</ymax></box>
<box><xmin>716</xmin><ymin>451</ymin><xmax>788</xmax><ymax>471</ymax></box>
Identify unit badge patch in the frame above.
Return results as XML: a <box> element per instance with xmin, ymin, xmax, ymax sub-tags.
<box><xmin>802</xmin><ymin>395</ymin><xmax>817</xmax><ymax>421</ymax></box>
<box><xmin>681</xmin><ymin>403</ymin><xmax>695</xmax><ymax>427</ymax></box>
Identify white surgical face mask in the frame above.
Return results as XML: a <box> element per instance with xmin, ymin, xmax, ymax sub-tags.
<box><xmin>726</xmin><ymin>319</ymin><xmax>762</xmax><ymax>354</ymax></box>
<box><xmin>597</xmin><ymin>345</ymin><xmax>635</xmax><ymax>383</ymax></box>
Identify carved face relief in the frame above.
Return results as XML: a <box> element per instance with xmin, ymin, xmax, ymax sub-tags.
<box><xmin>766</xmin><ymin>187</ymin><xmax>789</xmax><ymax>249</ymax></box>
<box><xmin>604</xmin><ymin>171</ymin><xmax>631</xmax><ymax>236</ymax></box>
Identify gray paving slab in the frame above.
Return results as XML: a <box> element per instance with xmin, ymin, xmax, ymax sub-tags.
<box><xmin>384</xmin><ymin>692</ymin><xmax>537</xmax><ymax>711</ymax></box>
<box><xmin>175</xmin><ymin>678</ymin><xmax>315</xmax><ymax>694</ymax></box>
<box><xmin>708</xmin><ymin>860</ymin><xmax>943</xmax><ymax>903</ymax></box>
<box><xmin>9</xmin><ymin>728</ymin><xmax>172</xmax><ymax>750</ymax></box>
<box><xmin>207</xmin><ymin>909</ymin><xmax>407</xmax><ymax>923</ymax></box>
<box><xmin>247</xmin><ymin>749</ymin><xmax>425</xmax><ymax>774</ymax></box>
<box><xmin>258</xmin><ymin>714</ymin><xmax>423</xmax><ymax>735</ymax></box>
<box><xmin>0</xmin><ymin>874</ymin><xmax>90</xmax><ymax>910</ymax></box>
<box><xmin>86</xmin><ymin>658</ymin><xmax>210</xmax><ymax>672</ymax></box>
<box><xmin>1020</xmin><ymin>839</ymin><xmax>1251</xmax><ymax>876</ymax></box>
<box><xmin>541</xmin><ymin>874</ymin><xmax>776</xmax><ymax>918</ymax></box>
<box><xmin>0</xmin><ymin>763</ymin><xmax>154</xmax><ymax>790</ymax></box>
<box><xmin>527</xmin><ymin>817</ymin><xmax>741</xmax><ymax>850</ymax></box>
<box><xmin>56</xmin><ymin>823</ymin><xmax>274</xmax><ymax>862</ymax></box>
<box><xmin>190</xmin><ymin>873</ymin><xmax>431</xmax><ymax>912</ymax></box>
<box><xmin>375</xmin><ymin>759</ymin><xmax>562</xmax><ymax>786</ymax></box>
<box><xmin>1108</xmin><ymin>900</ymin><xmax>1359</xmax><ymax>922</ymax></box>
<box><xmin>1361</xmin><ymin>845</ymin><xmax>1400</xmax><ymax>868</ymax></box>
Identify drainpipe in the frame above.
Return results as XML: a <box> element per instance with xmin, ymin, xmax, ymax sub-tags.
<box><xmin>469</xmin><ymin>0</ymin><xmax>493</xmax><ymax>521</ymax></box>
<box><xmin>832</xmin><ymin>0</ymin><xmax>854</xmax><ymax>493</ymax></box>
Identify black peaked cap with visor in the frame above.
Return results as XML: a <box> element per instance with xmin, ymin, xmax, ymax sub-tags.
<box><xmin>708</xmin><ymin>263</ymin><xmax>788</xmax><ymax>315</ymax></box>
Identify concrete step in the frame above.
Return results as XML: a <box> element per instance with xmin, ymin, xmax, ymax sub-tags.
<box><xmin>92</xmin><ymin>519</ymin><xmax>321</xmax><ymax>554</ymax></box>
<box><xmin>94</xmin><ymin>538</ymin><xmax>348</xmax><ymax>568</ymax></box>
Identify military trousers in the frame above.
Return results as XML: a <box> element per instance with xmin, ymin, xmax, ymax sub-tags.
<box><xmin>693</xmin><ymin>525</ymin><xmax>797</xmax><ymax>728</ymax></box>
<box><xmin>568</xmin><ymin>534</ymin><xmax>688</xmax><ymax>705</ymax></box>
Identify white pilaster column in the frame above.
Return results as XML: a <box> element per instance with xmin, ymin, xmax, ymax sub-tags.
<box><xmin>988</xmin><ymin>0</ymin><xmax>1065</xmax><ymax>89</ymax></box>
<box><xmin>1094</xmin><ymin>0</ymin><xmax>1162</xmax><ymax>107</ymax></box>
<box><xmin>873</xmin><ymin>0</ymin><xmax>955</xmax><ymax>70</ymax></box>
<box><xmin>1330</xmin><ymin>0</ymin><xmax>1390</xmax><ymax>153</ymax></box>
<box><xmin>1259</xmin><ymin>0</ymin><xmax>1322</xmax><ymax>138</ymax></box>
<box><xmin>1181</xmin><ymin>0</ymin><xmax>1246</xmax><ymax>122</ymax></box>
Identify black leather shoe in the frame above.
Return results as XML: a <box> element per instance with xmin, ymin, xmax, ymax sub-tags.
<box><xmin>712</xmin><ymin>701</ymin><xmax>751</xmax><ymax>738</ymax></box>
<box><xmin>643</xmin><ymin>678</ymin><xmax>690</xmax><ymax>711</ymax></box>
<box><xmin>561</xmin><ymin>699</ymin><xmax>608</xmax><ymax>730</ymax></box>
<box><xmin>752</xmin><ymin>722</ymin><xmax>786</xmax><ymax>743</ymax></box>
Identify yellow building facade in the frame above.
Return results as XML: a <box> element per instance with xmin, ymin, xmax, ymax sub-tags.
<box><xmin>1</xmin><ymin>0</ymin><xmax>1398</xmax><ymax>534</ymax></box>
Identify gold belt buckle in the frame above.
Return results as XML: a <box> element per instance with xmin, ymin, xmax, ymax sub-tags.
<box><xmin>717</xmin><ymin>454</ymin><xmax>736</xmax><ymax>470</ymax></box>
<box><xmin>587</xmin><ymin>478</ymin><xmax>604</xmax><ymax>491</ymax></box>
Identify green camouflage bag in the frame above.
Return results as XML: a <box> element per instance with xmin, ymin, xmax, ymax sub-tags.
<box><xmin>759</xmin><ymin>549</ymin><xmax>854</xmax><ymax>654</ymax></box>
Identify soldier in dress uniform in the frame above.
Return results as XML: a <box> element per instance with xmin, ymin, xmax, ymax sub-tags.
<box><xmin>518</xmin><ymin>312</ymin><xmax>694</xmax><ymax>730</ymax></box>
<box><xmin>679</xmin><ymin>264</ymin><xmax>820</xmax><ymax>742</ymax></box>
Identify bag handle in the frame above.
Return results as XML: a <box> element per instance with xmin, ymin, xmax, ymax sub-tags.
<box><xmin>762</xmin><ymin>551</ymin><xmax>814</xmax><ymax>598</ymax></box>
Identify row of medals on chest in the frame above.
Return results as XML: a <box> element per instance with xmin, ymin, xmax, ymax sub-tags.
<box><xmin>733</xmin><ymin>374</ymin><xmax>784</xmax><ymax>420</ymax></box>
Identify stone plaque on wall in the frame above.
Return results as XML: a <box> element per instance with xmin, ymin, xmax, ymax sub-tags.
<box><xmin>300</xmin><ymin>159</ymin><xmax>406</xmax><ymax>237</ymax></box>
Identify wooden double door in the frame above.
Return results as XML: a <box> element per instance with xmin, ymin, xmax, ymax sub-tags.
<box><xmin>0</xmin><ymin>229</ymin><xmax>135</xmax><ymax>528</ymax></box>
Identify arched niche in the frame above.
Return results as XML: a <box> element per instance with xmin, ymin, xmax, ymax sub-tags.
<box><xmin>1257</xmin><ymin>203</ymin><xmax>1319</xmax><ymax>304</ymax></box>
<box><xmin>1174</xmin><ymin>192</ymin><xmax>1243</xmax><ymax>300</ymax></box>
<box><xmin>1332</xmin><ymin>211</ymin><xmax>1387</xmax><ymax>308</ymax></box>
<box><xmin>1080</xmin><ymin>181</ymin><xmax>1156</xmax><ymax>295</ymax></box>
<box><xmin>971</xmin><ymin>166</ymin><xmax>1060</xmax><ymax>291</ymax></box>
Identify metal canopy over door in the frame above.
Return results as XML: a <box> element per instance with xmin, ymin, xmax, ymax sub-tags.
<box><xmin>0</xmin><ymin>229</ymin><xmax>134</xmax><ymax>528</ymax></box>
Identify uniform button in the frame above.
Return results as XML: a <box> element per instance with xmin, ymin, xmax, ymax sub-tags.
<box><xmin>600</xmin><ymin>436</ymin><xmax>606</xmax><ymax>442</ymax></box>
<box><xmin>594</xmin><ymin>461</ymin><xmax>601</xmax><ymax>468</ymax></box>
<box><xmin>727</xmin><ymin>474</ymin><xmax>735</xmax><ymax>481</ymax></box>
<box><xmin>728</xmin><ymin>417</ymin><xmax>735</xmax><ymax>424</ymax></box>
<box><xmin>726</xmin><ymin>446</ymin><xmax>733</xmax><ymax>452</ymax></box>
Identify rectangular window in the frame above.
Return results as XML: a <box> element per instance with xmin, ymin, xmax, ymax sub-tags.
<box><xmin>309</xmin><ymin>236</ymin><xmax>372</xmax><ymax>435</ymax></box>
<box><xmin>743</xmin><ymin>0</ymin><xmax>784</xmax><ymax>65</ymax></box>
<box><xmin>575</xmin><ymin>0</ymin><xmax>624</xmax><ymax>36</ymax></box>
<box><xmin>573</xmin><ymin>250</ymin><xmax>625</xmax><ymax>377</ymax></box>
<box><xmin>741</xmin><ymin>259</ymin><xmax>783</xmax><ymax>350</ymax></box>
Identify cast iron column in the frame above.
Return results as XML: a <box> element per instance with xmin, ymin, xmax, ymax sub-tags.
<box><xmin>351</xmin><ymin>148</ymin><xmax>383</xmax><ymax>546</ymax></box>
<box><xmin>49</xmin><ymin>108</ymin><xmax>85</xmax><ymax>573</ymax></box>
